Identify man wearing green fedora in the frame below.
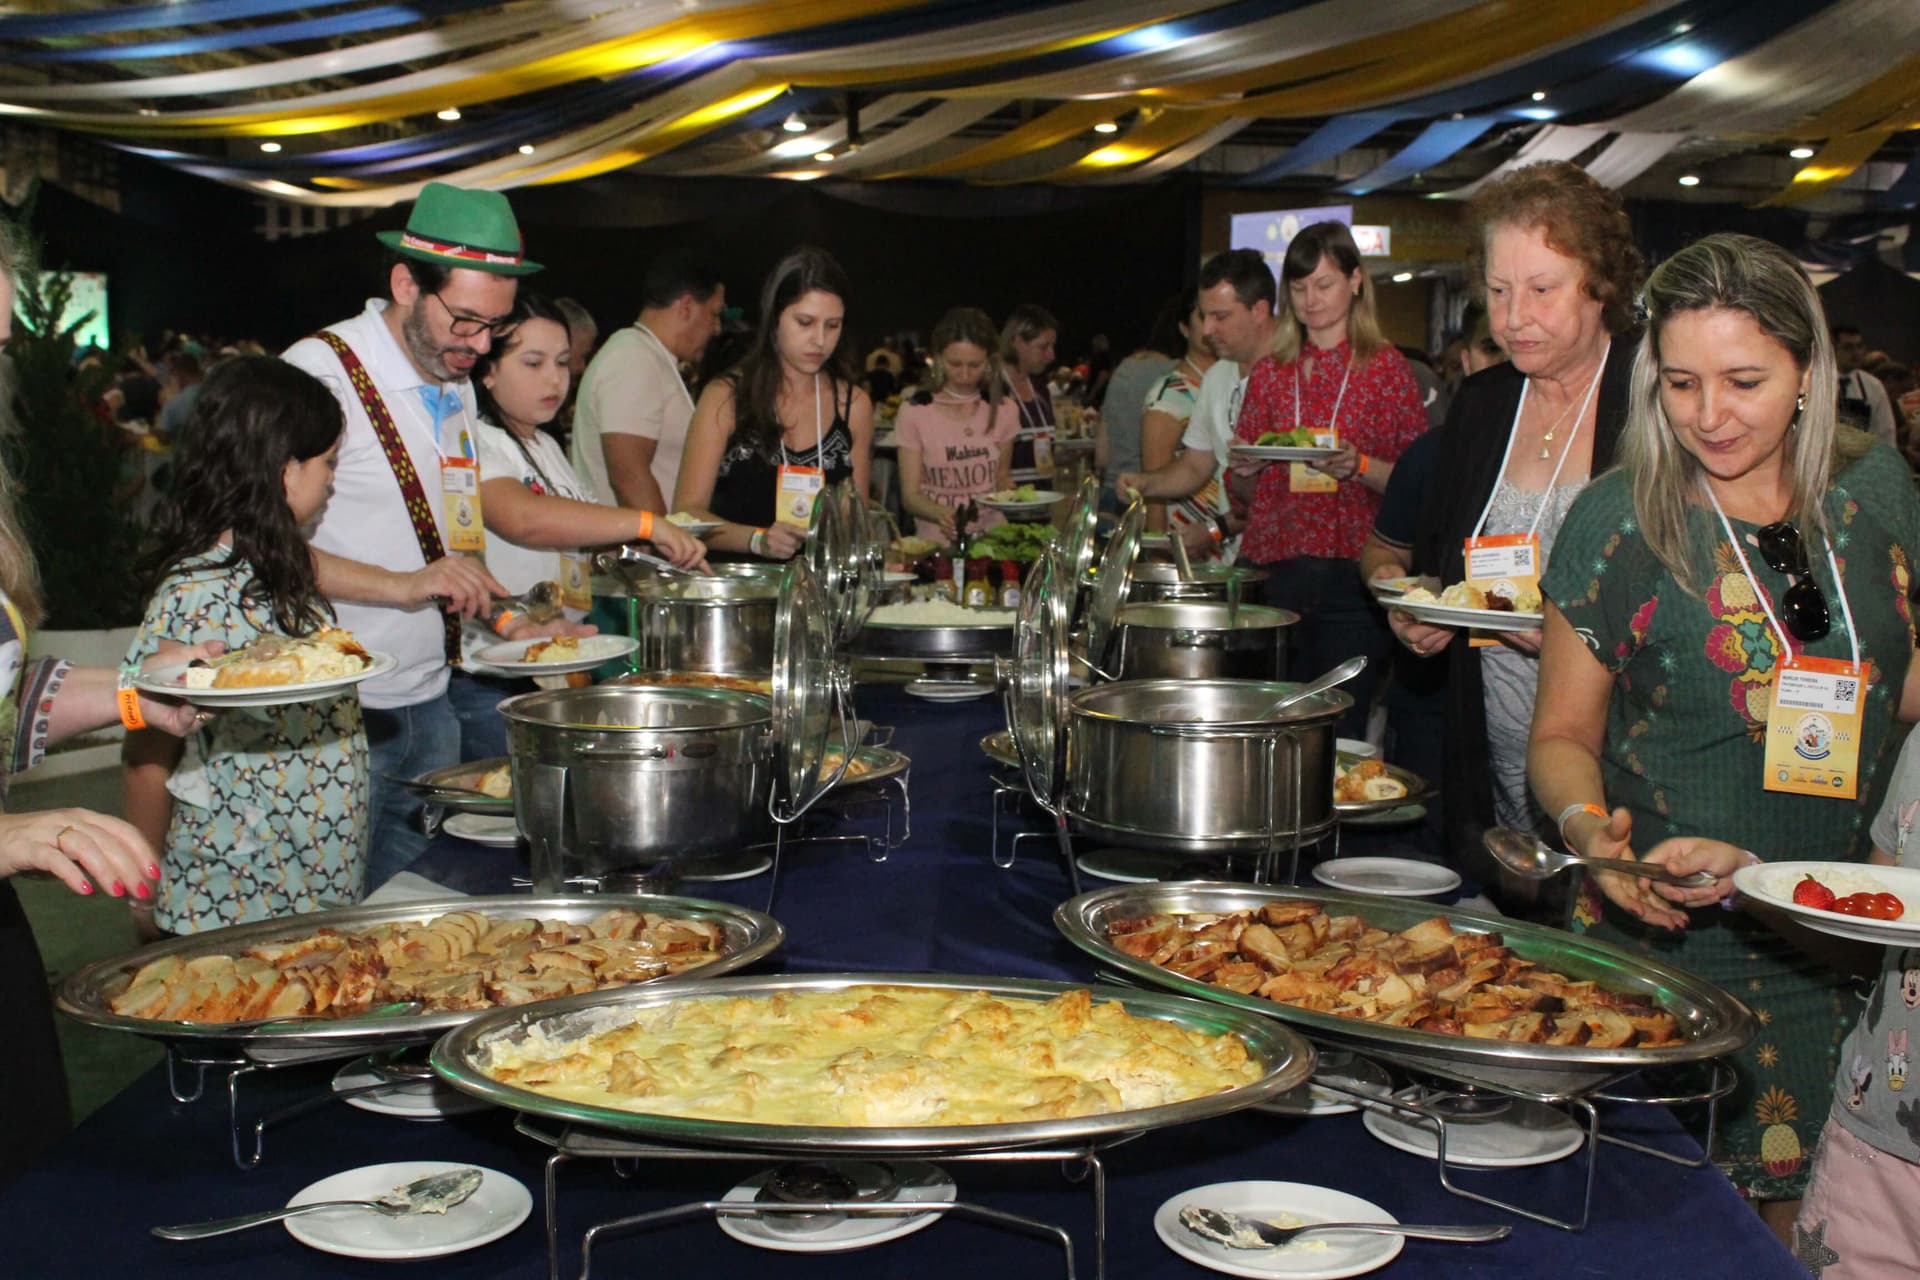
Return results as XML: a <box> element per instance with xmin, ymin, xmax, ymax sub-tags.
<box><xmin>286</xmin><ymin>181</ymin><xmax>563</xmax><ymax>888</ymax></box>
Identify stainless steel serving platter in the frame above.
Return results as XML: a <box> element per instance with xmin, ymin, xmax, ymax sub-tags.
<box><xmin>56</xmin><ymin>895</ymin><xmax>784</xmax><ymax>1057</ymax></box>
<box><xmin>824</xmin><ymin>745</ymin><xmax>911</xmax><ymax>789</ymax></box>
<box><xmin>1054</xmin><ymin>882</ymin><xmax>1755</xmax><ymax>1098</ymax></box>
<box><xmin>432</xmin><ymin>971</ymin><xmax>1311</xmax><ymax>1153</ymax></box>
<box><xmin>854</xmin><ymin>612</ymin><xmax>1017</xmax><ymax>660</ymax></box>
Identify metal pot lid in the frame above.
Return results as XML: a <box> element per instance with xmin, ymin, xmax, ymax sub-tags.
<box><xmin>1006</xmin><ymin>544</ymin><xmax>1071</xmax><ymax>803</ymax></box>
<box><xmin>1114</xmin><ymin>601</ymin><xmax>1300</xmax><ymax>631</ymax></box>
<box><xmin>805</xmin><ymin>479</ymin><xmax>846</xmax><ymax>609</ymax></box>
<box><xmin>772</xmin><ymin>559</ymin><xmax>837</xmax><ymax>814</ymax></box>
<box><xmin>835</xmin><ymin>484</ymin><xmax>881</xmax><ymax>645</ymax></box>
<box><xmin>1084</xmin><ymin>498</ymin><xmax>1145</xmax><ymax>671</ymax></box>
<box><xmin>1063</xmin><ymin>471</ymin><xmax>1102</xmax><ymax>586</ymax></box>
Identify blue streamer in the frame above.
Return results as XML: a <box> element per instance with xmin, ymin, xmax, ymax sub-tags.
<box><xmin>0</xmin><ymin>0</ymin><xmax>348</xmax><ymax>39</ymax></box>
<box><xmin>1339</xmin><ymin>116</ymin><xmax>1498</xmax><ymax>194</ymax></box>
<box><xmin>1234</xmin><ymin>115</ymin><xmax>1399</xmax><ymax>187</ymax></box>
<box><xmin>9</xmin><ymin>0</ymin><xmax>494</xmax><ymax>61</ymax></box>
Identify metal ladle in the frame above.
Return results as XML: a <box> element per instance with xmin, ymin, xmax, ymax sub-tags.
<box><xmin>1481</xmin><ymin>826</ymin><xmax>1717</xmax><ymax>889</ymax></box>
<box><xmin>1266</xmin><ymin>655</ymin><xmax>1367</xmax><ymax>717</ymax></box>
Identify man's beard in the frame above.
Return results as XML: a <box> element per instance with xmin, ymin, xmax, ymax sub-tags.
<box><xmin>401</xmin><ymin>302</ymin><xmax>475</xmax><ymax>383</ymax></box>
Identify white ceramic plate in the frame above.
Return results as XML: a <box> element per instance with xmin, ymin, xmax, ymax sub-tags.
<box><xmin>1734</xmin><ymin>862</ymin><xmax>1920</xmax><ymax>946</ymax></box>
<box><xmin>1154</xmin><ymin>1180</ymin><xmax>1403</xmax><ymax>1279</ymax></box>
<box><xmin>1385</xmin><ymin>599</ymin><xmax>1543</xmax><ymax>632</ymax></box>
<box><xmin>283</xmin><ymin>1161</ymin><xmax>531</xmax><ymax>1260</ymax></box>
<box><xmin>979</xmin><ymin>492</ymin><xmax>1066</xmax><ymax>513</ymax></box>
<box><xmin>467</xmin><ymin>633</ymin><xmax>638</xmax><ymax>676</ymax></box>
<box><xmin>1257</xmin><ymin>1055</ymin><xmax>1393</xmax><ymax>1118</ymax></box>
<box><xmin>716</xmin><ymin>1162</ymin><xmax>953</xmax><ymax>1253</ymax></box>
<box><xmin>1312</xmin><ymin>857</ymin><xmax>1459</xmax><ymax>898</ymax></box>
<box><xmin>680</xmin><ymin>852</ymin><xmax>775</xmax><ymax>882</ymax></box>
<box><xmin>1231</xmin><ymin>444</ymin><xmax>1343</xmax><ymax>463</ymax></box>
<box><xmin>443</xmin><ymin>814</ymin><xmax>520</xmax><ymax>847</ymax></box>
<box><xmin>1363</xmin><ymin>1095</ymin><xmax>1583</xmax><ymax>1168</ymax></box>
<box><xmin>135</xmin><ymin>651</ymin><xmax>397</xmax><ymax>708</ymax></box>
<box><xmin>880</xmin><ymin>571</ymin><xmax>918</xmax><ymax>586</ymax></box>
<box><xmin>1077</xmin><ymin>849</ymin><xmax>1188</xmax><ymax>885</ymax></box>
<box><xmin>1367</xmin><ymin>576</ymin><xmax>1421</xmax><ymax>598</ymax></box>
<box><xmin>331</xmin><ymin>1058</ymin><xmax>491</xmax><ymax>1119</ymax></box>
<box><xmin>1334</xmin><ymin>738</ymin><xmax>1378</xmax><ymax>760</ymax></box>
<box><xmin>905</xmin><ymin>678</ymin><xmax>993</xmax><ymax>702</ymax></box>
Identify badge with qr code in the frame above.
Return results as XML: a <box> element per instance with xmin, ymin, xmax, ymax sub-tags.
<box><xmin>1764</xmin><ymin>654</ymin><xmax>1864</xmax><ymax>799</ymax></box>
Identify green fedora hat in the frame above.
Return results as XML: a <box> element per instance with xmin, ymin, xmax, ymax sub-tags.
<box><xmin>375</xmin><ymin>181</ymin><xmax>542</xmax><ymax>276</ymax></box>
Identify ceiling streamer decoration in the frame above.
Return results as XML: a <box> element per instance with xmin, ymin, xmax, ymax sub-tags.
<box><xmin>0</xmin><ymin>0</ymin><xmax>1912</xmax><ymax>206</ymax></box>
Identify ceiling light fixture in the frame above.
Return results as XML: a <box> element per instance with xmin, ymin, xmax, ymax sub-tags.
<box><xmin>1790</xmin><ymin>146</ymin><xmax>1815</xmax><ymax>160</ymax></box>
<box><xmin>1677</xmin><ymin>173</ymin><xmax>1701</xmax><ymax>187</ymax></box>
<box><xmin>437</xmin><ymin>107</ymin><xmax>462</xmax><ymax>121</ymax></box>
<box><xmin>782</xmin><ymin>114</ymin><xmax>807</xmax><ymax>133</ymax></box>
<box><xmin>813</xmin><ymin>150</ymin><xmax>835</xmax><ymax>163</ymax></box>
<box><xmin>1531</xmin><ymin>91</ymin><xmax>1547</xmax><ymax>102</ymax></box>
<box><xmin>259</xmin><ymin>141</ymin><xmax>282</xmax><ymax>153</ymax></box>
<box><xmin>518</xmin><ymin>144</ymin><xmax>535</xmax><ymax>155</ymax></box>
<box><xmin>1093</xmin><ymin>120</ymin><xmax>1119</xmax><ymax>134</ymax></box>
<box><xmin>1391</xmin><ymin>272</ymin><xmax>1415</xmax><ymax>283</ymax></box>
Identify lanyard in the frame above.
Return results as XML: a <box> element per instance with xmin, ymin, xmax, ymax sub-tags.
<box><xmin>634</xmin><ymin>323</ymin><xmax>695</xmax><ymax>412</ymax></box>
<box><xmin>1004</xmin><ymin>369</ymin><xmax>1052</xmax><ymax>432</ymax></box>
<box><xmin>1227</xmin><ymin>374</ymin><xmax>1248</xmax><ymax>433</ymax></box>
<box><xmin>415</xmin><ymin>385</ymin><xmax>471</xmax><ymax>461</ymax></box>
<box><xmin>509</xmin><ymin>428</ymin><xmax>578</xmax><ymax>500</ymax></box>
<box><xmin>1293</xmin><ymin>348</ymin><xmax>1354</xmax><ymax>437</ymax></box>
<box><xmin>781</xmin><ymin>373</ymin><xmax>827</xmax><ymax>472</ymax></box>
<box><xmin>1704</xmin><ymin>486</ymin><xmax>1859</xmax><ymax>668</ymax></box>
<box><xmin>1470</xmin><ymin>342</ymin><xmax>1609</xmax><ymax>541</ymax></box>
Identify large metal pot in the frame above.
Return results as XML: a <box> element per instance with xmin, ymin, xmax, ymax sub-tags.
<box><xmin>1110</xmin><ymin>601</ymin><xmax>1298</xmax><ymax>681</ymax></box>
<box><xmin>502</xmin><ymin>684</ymin><xmax>774</xmax><ymax>887</ymax></box>
<box><xmin>1065</xmin><ymin>679</ymin><xmax>1349</xmax><ymax>853</ymax></box>
<box><xmin>1126</xmin><ymin>560</ymin><xmax>1268</xmax><ymax>604</ymax></box>
<box><xmin>638</xmin><ymin>569</ymin><xmax>781</xmax><ymax>675</ymax></box>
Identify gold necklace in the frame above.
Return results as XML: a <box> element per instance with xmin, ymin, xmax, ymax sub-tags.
<box><xmin>1536</xmin><ymin>393</ymin><xmax>1583</xmax><ymax>460</ymax></box>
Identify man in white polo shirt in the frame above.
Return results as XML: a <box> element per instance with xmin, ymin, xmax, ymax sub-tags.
<box><xmin>1114</xmin><ymin>249</ymin><xmax>1280</xmax><ymax>562</ymax></box>
<box><xmin>570</xmin><ymin>249</ymin><xmax>726</xmax><ymax>511</ymax></box>
<box><xmin>286</xmin><ymin>182</ymin><xmax>553</xmax><ymax>887</ymax></box>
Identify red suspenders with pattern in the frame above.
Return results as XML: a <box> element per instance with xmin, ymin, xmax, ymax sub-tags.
<box><xmin>311</xmin><ymin>331</ymin><xmax>462</xmax><ymax>664</ymax></box>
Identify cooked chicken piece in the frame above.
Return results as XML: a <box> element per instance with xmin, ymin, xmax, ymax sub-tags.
<box><xmin>1211</xmin><ymin>962</ymin><xmax>1267</xmax><ymax>994</ymax></box>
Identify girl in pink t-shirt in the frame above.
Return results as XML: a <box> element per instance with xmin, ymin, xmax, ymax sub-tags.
<box><xmin>896</xmin><ymin>307</ymin><xmax>1020</xmax><ymax>543</ymax></box>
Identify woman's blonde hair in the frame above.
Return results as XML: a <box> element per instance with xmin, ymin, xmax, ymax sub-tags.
<box><xmin>928</xmin><ymin>305</ymin><xmax>1003</xmax><ymax>409</ymax></box>
<box><xmin>0</xmin><ymin>219</ymin><xmax>46</xmax><ymax>627</ymax></box>
<box><xmin>1270</xmin><ymin>221</ymin><xmax>1387</xmax><ymax>366</ymax></box>
<box><xmin>1621</xmin><ymin>232</ymin><xmax>1868</xmax><ymax>596</ymax></box>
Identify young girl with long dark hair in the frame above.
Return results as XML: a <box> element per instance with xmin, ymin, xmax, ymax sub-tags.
<box><xmin>123</xmin><ymin>356</ymin><xmax>370</xmax><ymax>933</ymax></box>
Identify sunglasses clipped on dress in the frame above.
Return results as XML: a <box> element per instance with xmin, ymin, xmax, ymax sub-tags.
<box><xmin>1753</xmin><ymin>520</ymin><xmax>1831</xmax><ymax>642</ymax></box>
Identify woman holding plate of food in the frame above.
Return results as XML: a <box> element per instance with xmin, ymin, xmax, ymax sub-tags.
<box><xmin>1391</xmin><ymin>162</ymin><xmax>1641</xmax><ymax>901</ymax></box>
<box><xmin>1529</xmin><ymin>231</ymin><xmax>1920</xmax><ymax>1232</ymax></box>
<box><xmin>1229</xmin><ymin>219</ymin><xmax>1428</xmax><ymax>740</ymax></box>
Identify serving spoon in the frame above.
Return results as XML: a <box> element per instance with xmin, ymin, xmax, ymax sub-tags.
<box><xmin>1482</xmin><ymin>827</ymin><xmax>1717</xmax><ymax>889</ymax></box>
<box><xmin>1180</xmin><ymin>1205</ymin><xmax>1509</xmax><ymax>1249</ymax></box>
<box><xmin>153</xmin><ymin>1167</ymin><xmax>483</xmax><ymax>1240</ymax></box>
<box><xmin>1267</xmin><ymin>655</ymin><xmax>1367</xmax><ymax>717</ymax></box>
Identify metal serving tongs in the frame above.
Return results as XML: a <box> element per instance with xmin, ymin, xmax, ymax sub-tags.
<box><xmin>1482</xmin><ymin>826</ymin><xmax>1717</xmax><ymax>888</ymax></box>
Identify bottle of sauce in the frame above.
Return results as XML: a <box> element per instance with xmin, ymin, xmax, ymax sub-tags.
<box><xmin>999</xmin><ymin>560</ymin><xmax>1023</xmax><ymax>608</ymax></box>
<box><xmin>963</xmin><ymin>559</ymin><xmax>991</xmax><ymax>608</ymax></box>
<box><xmin>932</xmin><ymin>558</ymin><xmax>957</xmax><ymax>603</ymax></box>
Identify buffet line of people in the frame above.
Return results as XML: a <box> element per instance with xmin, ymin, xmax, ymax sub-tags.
<box><xmin>1</xmin><ymin>164</ymin><xmax>1916</xmax><ymax>1275</ymax></box>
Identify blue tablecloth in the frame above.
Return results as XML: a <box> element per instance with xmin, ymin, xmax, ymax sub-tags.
<box><xmin>0</xmin><ymin>683</ymin><xmax>1801</xmax><ymax>1279</ymax></box>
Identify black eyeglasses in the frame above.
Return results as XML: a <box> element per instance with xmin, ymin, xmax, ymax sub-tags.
<box><xmin>1754</xmin><ymin>521</ymin><xmax>1831</xmax><ymax>642</ymax></box>
<box><xmin>427</xmin><ymin>291</ymin><xmax>513</xmax><ymax>338</ymax></box>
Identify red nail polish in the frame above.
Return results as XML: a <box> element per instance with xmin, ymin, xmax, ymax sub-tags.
<box><xmin>78</xmin><ymin>881</ymin><xmax>94</xmax><ymax>895</ymax></box>
<box><xmin>146</xmin><ymin>863</ymin><xmax>161</xmax><ymax>880</ymax></box>
<box><xmin>134</xmin><ymin>882</ymin><xmax>152</xmax><ymax>900</ymax></box>
<box><xmin>111</xmin><ymin>881</ymin><xmax>127</xmax><ymax>898</ymax></box>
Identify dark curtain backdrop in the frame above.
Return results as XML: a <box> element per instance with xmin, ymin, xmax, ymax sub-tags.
<box><xmin>26</xmin><ymin>158</ymin><xmax>1199</xmax><ymax>363</ymax></box>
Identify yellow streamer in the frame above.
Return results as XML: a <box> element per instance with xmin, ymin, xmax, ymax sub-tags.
<box><xmin>1757</xmin><ymin>132</ymin><xmax>1894</xmax><ymax>207</ymax></box>
<box><xmin>1011</xmin><ymin>104</ymin><xmax>1238</xmax><ymax>184</ymax></box>
<box><xmin>1779</xmin><ymin>53</ymin><xmax>1920</xmax><ymax>140</ymax></box>
<box><xmin>883</xmin><ymin>100</ymin><xmax>1124</xmax><ymax>178</ymax></box>
<box><xmin>528</xmin><ymin>83</ymin><xmax>788</xmax><ymax>185</ymax></box>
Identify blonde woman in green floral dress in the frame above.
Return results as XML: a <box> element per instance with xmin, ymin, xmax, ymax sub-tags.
<box><xmin>1531</xmin><ymin>234</ymin><xmax>1920</xmax><ymax>1236</ymax></box>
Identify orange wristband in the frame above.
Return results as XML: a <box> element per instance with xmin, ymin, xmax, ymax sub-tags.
<box><xmin>637</xmin><ymin>511</ymin><xmax>654</xmax><ymax>541</ymax></box>
<box><xmin>1356</xmin><ymin>454</ymin><xmax>1371</xmax><ymax>478</ymax></box>
<box><xmin>1556</xmin><ymin>802</ymin><xmax>1608</xmax><ymax>847</ymax></box>
<box><xmin>117</xmin><ymin>683</ymin><xmax>147</xmax><ymax>731</ymax></box>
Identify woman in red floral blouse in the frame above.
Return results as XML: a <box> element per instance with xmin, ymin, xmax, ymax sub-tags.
<box><xmin>1231</xmin><ymin>221</ymin><xmax>1427</xmax><ymax>737</ymax></box>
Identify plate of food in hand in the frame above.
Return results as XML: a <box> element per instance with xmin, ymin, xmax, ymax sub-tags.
<box><xmin>1386</xmin><ymin>581</ymin><xmax>1543</xmax><ymax>631</ymax></box>
<box><xmin>978</xmin><ymin>484</ymin><xmax>1066</xmax><ymax>514</ymax></box>
<box><xmin>467</xmin><ymin>633</ymin><xmax>637</xmax><ymax>675</ymax></box>
<box><xmin>1332</xmin><ymin>756</ymin><xmax>1428</xmax><ymax>818</ymax></box>
<box><xmin>1366</xmin><ymin>576</ymin><xmax>1421</xmax><ymax>598</ymax></box>
<box><xmin>135</xmin><ymin>628</ymin><xmax>397</xmax><ymax>707</ymax></box>
<box><xmin>664</xmin><ymin>511</ymin><xmax>721</xmax><ymax>537</ymax></box>
<box><xmin>1231</xmin><ymin>431</ymin><xmax>1342</xmax><ymax>463</ymax></box>
<box><xmin>1734</xmin><ymin>861</ymin><xmax>1920</xmax><ymax>946</ymax></box>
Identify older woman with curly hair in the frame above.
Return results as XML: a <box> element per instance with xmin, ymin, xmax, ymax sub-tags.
<box><xmin>1385</xmin><ymin>161</ymin><xmax>1644</xmax><ymax>906</ymax></box>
